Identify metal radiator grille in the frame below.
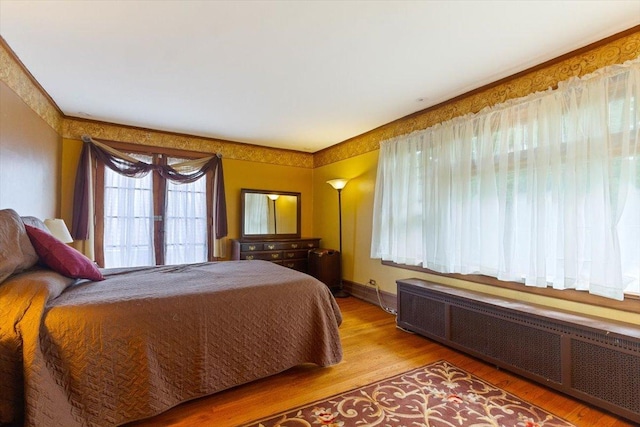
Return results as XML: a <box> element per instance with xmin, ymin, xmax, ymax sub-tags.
<box><xmin>441</xmin><ymin>295</ymin><xmax>570</xmax><ymax>334</ymax></box>
<box><xmin>570</xmin><ymin>328</ymin><xmax>640</xmax><ymax>353</ymax></box>
<box><xmin>399</xmin><ymin>292</ymin><xmax>446</xmax><ymax>338</ymax></box>
<box><xmin>450</xmin><ymin>306</ymin><xmax>562</xmax><ymax>383</ymax></box>
<box><xmin>571</xmin><ymin>339</ymin><xmax>640</xmax><ymax>414</ymax></box>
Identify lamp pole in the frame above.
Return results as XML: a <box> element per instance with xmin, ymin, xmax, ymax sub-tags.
<box><xmin>267</xmin><ymin>194</ymin><xmax>280</xmax><ymax>234</ymax></box>
<box><xmin>337</xmin><ymin>188</ymin><xmax>343</xmax><ymax>255</ymax></box>
<box><xmin>272</xmin><ymin>198</ymin><xmax>277</xmax><ymax>234</ymax></box>
<box><xmin>326</xmin><ymin>179</ymin><xmax>349</xmax><ymax>298</ymax></box>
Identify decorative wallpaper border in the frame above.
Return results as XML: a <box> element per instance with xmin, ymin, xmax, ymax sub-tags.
<box><xmin>313</xmin><ymin>28</ymin><xmax>640</xmax><ymax>167</ymax></box>
<box><xmin>0</xmin><ymin>38</ymin><xmax>62</xmax><ymax>134</ymax></box>
<box><xmin>62</xmin><ymin>118</ymin><xmax>314</xmax><ymax>168</ymax></box>
<box><xmin>3</xmin><ymin>29</ymin><xmax>639</xmax><ymax>170</ymax></box>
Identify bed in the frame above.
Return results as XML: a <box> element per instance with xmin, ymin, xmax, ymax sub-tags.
<box><xmin>0</xmin><ymin>209</ymin><xmax>343</xmax><ymax>427</ymax></box>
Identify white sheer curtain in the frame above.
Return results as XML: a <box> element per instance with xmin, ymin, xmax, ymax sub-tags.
<box><xmin>244</xmin><ymin>193</ymin><xmax>269</xmax><ymax>234</ymax></box>
<box><xmin>165</xmin><ymin>157</ymin><xmax>208</xmax><ymax>265</ymax></box>
<box><xmin>371</xmin><ymin>59</ymin><xmax>640</xmax><ymax>300</ymax></box>
<box><xmin>103</xmin><ymin>154</ymin><xmax>155</xmax><ymax>268</ymax></box>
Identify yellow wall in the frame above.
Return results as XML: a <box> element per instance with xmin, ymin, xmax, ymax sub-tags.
<box><xmin>0</xmin><ymin>81</ymin><xmax>61</xmax><ymax>218</ymax></box>
<box><xmin>312</xmin><ymin>150</ymin><xmax>378</xmax><ymax>280</ymax></box>
<box><xmin>223</xmin><ymin>158</ymin><xmax>314</xmax><ymax>243</ymax></box>
<box><xmin>60</xmin><ymin>138</ymin><xmax>83</xmax><ymax>226</ymax></box>
<box><xmin>275</xmin><ymin>195</ymin><xmax>298</xmax><ymax>234</ymax></box>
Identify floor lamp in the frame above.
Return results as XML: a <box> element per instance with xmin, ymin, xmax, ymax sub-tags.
<box><xmin>267</xmin><ymin>194</ymin><xmax>279</xmax><ymax>234</ymax></box>
<box><xmin>326</xmin><ymin>179</ymin><xmax>349</xmax><ymax>298</ymax></box>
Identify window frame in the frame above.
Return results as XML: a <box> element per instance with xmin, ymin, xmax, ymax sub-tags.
<box><xmin>94</xmin><ymin>140</ymin><xmax>216</xmax><ymax>267</ymax></box>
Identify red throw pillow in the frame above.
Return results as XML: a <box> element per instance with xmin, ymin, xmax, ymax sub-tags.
<box><xmin>24</xmin><ymin>224</ymin><xmax>104</xmax><ymax>281</ymax></box>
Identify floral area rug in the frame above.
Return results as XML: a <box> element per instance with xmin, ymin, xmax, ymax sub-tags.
<box><xmin>242</xmin><ymin>360</ymin><xmax>575</xmax><ymax>427</ymax></box>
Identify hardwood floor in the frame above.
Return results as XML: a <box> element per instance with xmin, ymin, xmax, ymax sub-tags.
<box><xmin>130</xmin><ymin>297</ymin><xmax>634</xmax><ymax>427</ymax></box>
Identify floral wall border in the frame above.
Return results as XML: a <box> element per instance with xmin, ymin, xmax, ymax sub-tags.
<box><xmin>62</xmin><ymin>118</ymin><xmax>314</xmax><ymax>168</ymax></box>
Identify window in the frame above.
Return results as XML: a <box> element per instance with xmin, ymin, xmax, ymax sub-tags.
<box><xmin>371</xmin><ymin>60</ymin><xmax>640</xmax><ymax>300</ymax></box>
<box><xmin>103</xmin><ymin>154</ymin><xmax>155</xmax><ymax>267</ymax></box>
<box><xmin>164</xmin><ymin>157</ymin><xmax>208</xmax><ymax>265</ymax></box>
<box><xmin>95</xmin><ymin>148</ymin><xmax>214</xmax><ymax>268</ymax></box>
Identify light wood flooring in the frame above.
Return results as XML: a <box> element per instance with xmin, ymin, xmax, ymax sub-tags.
<box><xmin>130</xmin><ymin>297</ymin><xmax>634</xmax><ymax>427</ymax></box>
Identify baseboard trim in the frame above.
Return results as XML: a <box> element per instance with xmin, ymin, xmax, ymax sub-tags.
<box><xmin>342</xmin><ymin>280</ymin><xmax>398</xmax><ymax>313</ymax></box>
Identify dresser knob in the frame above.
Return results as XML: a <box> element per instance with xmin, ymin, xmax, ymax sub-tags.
<box><xmin>246</xmin><ymin>255</ymin><xmax>254</xmax><ymax>260</ymax></box>
<box><xmin>287</xmin><ymin>253</ymin><xmax>295</xmax><ymax>258</ymax></box>
<box><xmin>249</xmin><ymin>245</ymin><xmax>256</xmax><ymax>251</ymax></box>
<box><xmin>291</xmin><ymin>243</ymin><xmax>299</xmax><ymax>249</ymax></box>
<box><xmin>271</xmin><ymin>253</ymin><xmax>280</xmax><ymax>259</ymax></box>
<box><xmin>267</xmin><ymin>244</ymin><xmax>275</xmax><ymax>250</ymax></box>
<box><xmin>286</xmin><ymin>263</ymin><xmax>294</xmax><ymax>268</ymax></box>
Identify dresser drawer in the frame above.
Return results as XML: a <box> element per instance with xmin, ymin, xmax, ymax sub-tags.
<box><xmin>241</xmin><ymin>251</ymin><xmax>283</xmax><ymax>261</ymax></box>
<box><xmin>298</xmin><ymin>239</ymin><xmax>320</xmax><ymax>249</ymax></box>
<box><xmin>283</xmin><ymin>249</ymin><xmax>310</xmax><ymax>260</ymax></box>
<box><xmin>240</xmin><ymin>243</ymin><xmax>263</xmax><ymax>252</ymax></box>
<box><xmin>281</xmin><ymin>259</ymin><xmax>308</xmax><ymax>271</ymax></box>
<box><xmin>266</xmin><ymin>240</ymin><xmax>319</xmax><ymax>250</ymax></box>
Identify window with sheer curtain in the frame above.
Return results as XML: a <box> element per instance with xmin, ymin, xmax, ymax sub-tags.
<box><xmin>101</xmin><ymin>154</ymin><xmax>209</xmax><ymax>268</ymax></box>
<box><xmin>164</xmin><ymin>157</ymin><xmax>208</xmax><ymax>265</ymax></box>
<box><xmin>371</xmin><ymin>60</ymin><xmax>639</xmax><ymax>301</ymax></box>
<box><xmin>103</xmin><ymin>154</ymin><xmax>155</xmax><ymax>268</ymax></box>
<box><xmin>243</xmin><ymin>192</ymin><xmax>269</xmax><ymax>234</ymax></box>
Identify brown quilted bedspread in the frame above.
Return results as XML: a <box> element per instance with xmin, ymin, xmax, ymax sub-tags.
<box><xmin>0</xmin><ymin>260</ymin><xmax>343</xmax><ymax>426</ymax></box>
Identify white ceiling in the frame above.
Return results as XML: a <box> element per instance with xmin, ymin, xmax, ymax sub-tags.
<box><xmin>1</xmin><ymin>1</ymin><xmax>639</xmax><ymax>153</ymax></box>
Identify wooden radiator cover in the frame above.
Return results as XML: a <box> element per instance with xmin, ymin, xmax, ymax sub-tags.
<box><xmin>396</xmin><ymin>279</ymin><xmax>640</xmax><ymax>424</ymax></box>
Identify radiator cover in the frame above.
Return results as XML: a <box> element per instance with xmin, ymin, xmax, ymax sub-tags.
<box><xmin>397</xmin><ymin>279</ymin><xmax>640</xmax><ymax>424</ymax></box>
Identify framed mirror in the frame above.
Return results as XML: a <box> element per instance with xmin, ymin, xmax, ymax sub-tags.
<box><xmin>240</xmin><ymin>189</ymin><xmax>301</xmax><ymax>239</ymax></box>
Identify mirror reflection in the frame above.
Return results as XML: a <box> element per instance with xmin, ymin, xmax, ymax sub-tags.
<box><xmin>241</xmin><ymin>189</ymin><xmax>300</xmax><ymax>238</ymax></box>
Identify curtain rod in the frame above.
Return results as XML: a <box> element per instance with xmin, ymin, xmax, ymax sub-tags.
<box><xmin>81</xmin><ymin>134</ymin><xmax>222</xmax><ymax>158</ymax></box>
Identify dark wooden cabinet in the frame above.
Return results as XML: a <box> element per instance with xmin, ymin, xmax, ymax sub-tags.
<box><xmin>231</xmin><ymin>238</ymin><xmax>320</xmax><ymax>273</ymax></box>
<box><xmin>308</xmin><ymin>249</ymin><xmax>341</xmax><ymax>290</ymax></box>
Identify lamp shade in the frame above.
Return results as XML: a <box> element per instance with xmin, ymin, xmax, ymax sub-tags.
<box><xmin>267</xmin><ymin>194</ymin><xmax>280</xmax><ymax>201</ymax></box>
<box><xmin>44</xmin><ymin>219</ymin><xmax>73</xmax><ymax>243</ymax></box>
<box><xmin>327</xmin><ymin>178</ymin><xmax>349</xmax><ymax>190</ymax></box>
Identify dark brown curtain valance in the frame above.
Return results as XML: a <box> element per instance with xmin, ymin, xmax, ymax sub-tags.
<box><xmin>71</xmin><ymin>136</ymin><xmax>227</xmax><ymax>241</ymax></box>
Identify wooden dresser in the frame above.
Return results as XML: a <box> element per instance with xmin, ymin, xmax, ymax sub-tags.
<box><xmin>231</xmin><ymin>238</ymin><xmax>321</xmax><ymax>273</ymax></box>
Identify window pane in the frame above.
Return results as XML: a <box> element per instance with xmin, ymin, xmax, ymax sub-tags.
<box><xmin>164</xmin><ymin>157</ymin><xmax>208</xmax><ymax>264</ymax></box>
<box><xmin>103</xmin><ymin>154</ymin><xmax>154</xmax><ymax>268</ymax></box>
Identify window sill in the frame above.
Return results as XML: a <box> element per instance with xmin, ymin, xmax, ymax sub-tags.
<box><xmin>382</xmin><ymin>260</ymin><xmax>640</xmax><ymax>314</ymax></box>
